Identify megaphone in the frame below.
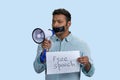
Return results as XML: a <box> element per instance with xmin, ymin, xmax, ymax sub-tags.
<box><xmin>32</xmin><ymin>28</ymin><xmax>54</xmax><ymax>63</ymax></box>
<box><xmin>32</xmin><ymin>28</ymin><xmax>54</xmax><ymax>44</ymax></box>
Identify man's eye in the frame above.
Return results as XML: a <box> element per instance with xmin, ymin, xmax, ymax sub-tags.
<box><xmin>58</xmin><ymin>21</ymin><xmax>62</xmax><ymax>23</ymax></box>
<box><xmin>52</xmin><ymin>21</ymin><xmax>55</xmax><ymax>23</ymax></box>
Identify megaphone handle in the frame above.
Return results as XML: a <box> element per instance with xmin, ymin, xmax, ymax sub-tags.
<box><xmin>40</xmin><ymin>49</ymin><xmax>46</xmax><ymax>63</ymax></box>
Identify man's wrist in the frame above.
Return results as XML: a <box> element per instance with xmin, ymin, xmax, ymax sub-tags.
<box><xmin>84</xmin><ymin>62</ymin><xmax>91</xmax><ymax>73</ymax></box>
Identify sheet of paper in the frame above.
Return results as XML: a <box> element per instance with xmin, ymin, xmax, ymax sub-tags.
<box><xmin>46</xmin><ymin>51</ymin><xmax>80</xmax><ymax>75</ymax></box>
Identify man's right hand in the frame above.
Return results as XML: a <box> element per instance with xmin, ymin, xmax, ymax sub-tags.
<box><xmin>41</xmin><ymin>39</ymin><xmax>51</xmax><ymax>51</ymax></box>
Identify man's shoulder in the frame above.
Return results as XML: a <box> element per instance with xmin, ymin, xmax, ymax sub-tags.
<box><xmin>71</xmin><ymin>35</ymin><xmax>89</xmax><ymax>48</ymax></box>
<box><xmin>71</xmin><ymin>35</ymin><xmax>86</xmax><ymax>44</ymax></box>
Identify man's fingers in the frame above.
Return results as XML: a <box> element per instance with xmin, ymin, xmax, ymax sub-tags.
<box><xmin>77</xmin><ymin>56</ymin><xmax>89</xmax><ymax>65</ymax></box>
<box><xmin>42</xmin><ymin>39</ymin><xmax>51</xmax><ymax>49</ymax></box>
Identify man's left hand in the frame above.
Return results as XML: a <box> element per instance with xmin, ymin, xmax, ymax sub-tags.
<box><xmin>77</xmin><ymin>56</ymin><xmax>91</xmax><ymax>72</ymax></box>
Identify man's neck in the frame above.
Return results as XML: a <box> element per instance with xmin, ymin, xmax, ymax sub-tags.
<box><xmin>57</xmin><ymin>31</ymin><xmax>70</xmax><ymax>40</ymax></box>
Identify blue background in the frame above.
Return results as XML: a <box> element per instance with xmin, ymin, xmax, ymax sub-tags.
<box><xmin>0</xmin><ymin>0</ymin><xmax>120</xmax><ymax>80</ymax></box>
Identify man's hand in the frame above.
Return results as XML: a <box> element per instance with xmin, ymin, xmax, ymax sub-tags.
<box><xmin>77</xmin><ymin>56</ymin><xmax>91</xmax><ymax>72</ymax></box>
<box><xmin>41</xmin><ymin>39</ymin><xmax>51</xmax><ymax>51</ymax></box>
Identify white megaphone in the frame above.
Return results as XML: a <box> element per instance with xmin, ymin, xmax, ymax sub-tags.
<box><xmin>32</xmin><ymin>28</ymin><xmax>54</xmax><ymax>62</ymax></box>
<box><xmin>32</xmin><ymin>28</ymin><xmax>54</xmax><ymax>44</ymax></box>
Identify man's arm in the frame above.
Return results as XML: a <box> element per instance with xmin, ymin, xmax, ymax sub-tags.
<box><xmin>77</xmin><ymin>41</ymin><xmax>95</xmax><ymax>77</ymax></box>
<box><xmin>33</xmin><ymin>39</ymin><xmax>51</xmax><ymax>73</ymax></box>
<box><xmin>33</xmin><ymin>45</ymin><xmax>46</xmax><ymax>73</ymax></box>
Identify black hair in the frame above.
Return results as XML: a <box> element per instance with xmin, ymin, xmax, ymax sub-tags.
<box><xmin>52</xmin><ymin>8</ymin><xmax>71</xmax><ymax>22</ymax></box>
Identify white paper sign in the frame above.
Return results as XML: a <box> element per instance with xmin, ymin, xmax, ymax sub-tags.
<box><xmin>46</xmin><ymin>51</ymin><xmax>80</xmax><ymax>75</ymax></box>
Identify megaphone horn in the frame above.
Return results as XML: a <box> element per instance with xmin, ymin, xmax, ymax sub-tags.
<box><xmin>32</xmin><ymin>28</ymin><xmax>45</xmax><ymax>44</ymax></box>
<box><xmin>32</xmin><ymin>28</ymin><xmax>54</xmax><ymax>44</ymax></box>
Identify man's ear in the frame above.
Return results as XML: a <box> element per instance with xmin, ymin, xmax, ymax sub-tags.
<box><xmin>67</xmin><ymin>21</ymin><xmax>71</xmax><ymax>27</ymax></box>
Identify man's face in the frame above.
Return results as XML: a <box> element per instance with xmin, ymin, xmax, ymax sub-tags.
<box><xmin>52</xmin><ymin>14</ymin><xmax>70</xmax><ymax>35</ymax></box>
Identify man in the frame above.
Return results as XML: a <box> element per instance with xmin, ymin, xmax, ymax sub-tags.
<box><xmin>33</xmin><ymin>8</ymin><xmax>95</xmax><ymax>80</ymax></box>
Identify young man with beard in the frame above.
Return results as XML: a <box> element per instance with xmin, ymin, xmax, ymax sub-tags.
<box><xmin>33</xmin><ymin>8</ymin><xmax>95</xmax><ymax>80</ymax></box>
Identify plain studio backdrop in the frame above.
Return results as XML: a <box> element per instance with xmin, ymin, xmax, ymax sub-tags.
<box><xmin>0</xmin><ymin>0</ymin><xmax>120</xmax><ymax>80</ymax></box>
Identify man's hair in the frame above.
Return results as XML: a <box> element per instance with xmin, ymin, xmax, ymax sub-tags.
<box><xmin>52</xmin><ymin>8</ymin><xmax>71</xmax><ymax>22</ymax></box>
